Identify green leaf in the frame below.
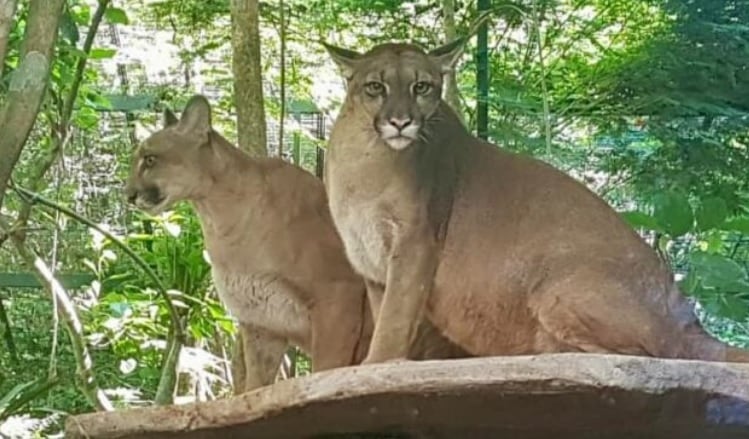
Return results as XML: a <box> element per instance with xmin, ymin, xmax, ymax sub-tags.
<box><xmin>704</xmin><ymin>232</ymin><xmax>724</xmax><ymax>253</ymax></box>
<box><xmin>89</xmin><ymin>48</ymin><xmax>117</xmax><ymax>59</ymax></box>
<box><xmin>71</xmin><ymin>4</ymin><xmax>91</xmax><ymax>25</ymax></box>
<box><xmin>0</xmin><ymin>380</ymin><xmax>36</xmax><ymax>414</ymax></box>
<box><xmin>105</xmin><ymin>7</ymin><xmax>130</xmax><ymax>25</ymax></box>
<box><xmin>679</xmin><ymin>269</ymin><xmax>699</xmax><ymax>296</ymax></box>
<box><xmin>0</xmin><ymin>378</ymin><xmax>52</xmax><ymax>418</ymax></box>
<box><xmin>690</xmin><ymin>252</ymin><xmax>747</xmax><ymax>290</ymax></box>
<box><xmin>653</xmin><ymin>191</ymin><xmax>693</xmax><ymax>237</ymax></box>
<box><xmin>717</xmin><ymin>295</ymin><xmax>749</xmax><ymax>321</ymax></box>
<box><xmin>73</xmin><ymin>106</ymin><xmax>99</xmax><ymax>129</ymax></box>
<box><xmin>722</xmin><ymin>217</ymin><xmax>749</xmax><ymax>234</ymax></box>
<box><xmin>696</xmin><ymin>196</ymin><xmax>728</xmax><ymax>231</ymax></box>
<box><xmin>217</xmin><ymin>318</ymin><xmax>235</xmax><ymax>334</ymax></box>
<box><xmin>60</xmin><ymin>9</ymin><xmax>80</xmax><ymax>44</ymax></box>
<box><xmin>620</xmin><ymin>210</ymin><xmax>662</xmax><ymax>231</ymax></box>
<box><xmin>109</xmin><ymin>302</ymin><xmax>131</xmax><ymax>318</ymax></box>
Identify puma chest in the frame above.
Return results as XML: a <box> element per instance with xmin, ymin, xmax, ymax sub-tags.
<box><xmin>328</xmin><ymin>198</ymin><xmax>395</xmax><ymax>284</ymax></box>
<box><xmin>325</xmin><ymin>148</ymin><xmax>419</xmax><ymax>284</ymax></box>
<box><xmin>212</xmin><ymin>268</ymin><xmax>310</xmax><ymax>344</ymax></box>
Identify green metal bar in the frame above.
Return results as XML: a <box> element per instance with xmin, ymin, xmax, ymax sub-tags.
<box><xmin>292</xmin><ymin>132</ymin><xmax>301</xmax><ymax>165</ymax></box>
<box><xmin>0</xmin><ymin>272</ymin><xmax>95</xmax><ymax>289</ymax></box>
<box><xmin>476</xmin><ymin>0</ymin><xmax>490</xmax><ymax>139</ymax></box>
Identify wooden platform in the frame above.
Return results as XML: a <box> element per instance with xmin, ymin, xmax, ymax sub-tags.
<box><xmin>65</xmin><ymin>353</ymin><xmax>749</xmax><ymax>439</ymax></box>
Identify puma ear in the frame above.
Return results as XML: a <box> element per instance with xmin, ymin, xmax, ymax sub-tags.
<box><xmin>164</xmin><ymin>108</ymin><xmax>178</xmax><ymax>127</ymax></box>
<box><xmin>322</xmin><ymin>42</ymin><xmax>362</xmax><ymax>80</ymax></box>
<box><xmin>178</xmin><ymin>95</ymin><xmax>212</xmax><ymax>136</ymax></box>
<box><xmin>429</xmin><ymin>38</ymin><xmax>467</xmax><ymax>74</ymax></box>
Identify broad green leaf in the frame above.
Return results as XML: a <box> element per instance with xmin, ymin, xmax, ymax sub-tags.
<box><xmin>722</xmin><ymin>217</ymin><xmax>749</xmax><ymax>234</ymax></box>
<box><xmin>105</xmin><ymin>7</ymin><xmax>130</xmax><ymax>25</ymax></box>
<box><xmin>696</xmin><ymin>196</ymin><xmax>728</xmax><ymax>231</ymax></box>
<box><xmin>653</xmin><ymin>191</ymin><xmax>693</xmax><ymax>237</ymax></box>
<box><xmin>620</xmin><ymin>210</ymin><xmax>662</xmax><ymax>231</ymax></box>
<box><xmin>717</xmin><ymin>295</ymin><xmax>749</xmax><ymax>321</ymax></box>
<box><xmin>89</xmin><ymin>48</ymin><xmax>117</xmax><ymax>59</ymax></box>
<box><xmin>690</xmin><ymin>252</ymin><xmax>747</xmax><ymax>290</ymax></box>
<box><xmin>724</xmin><ymin>279</ymin><xmax>749</xmax><ymax>294</ymax></box>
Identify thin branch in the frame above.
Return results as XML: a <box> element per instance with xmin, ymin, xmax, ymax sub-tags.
<box><xmin>0</xmin><ymin>217</ymin><xmax>113</xmax><ymax>411</ymax></box>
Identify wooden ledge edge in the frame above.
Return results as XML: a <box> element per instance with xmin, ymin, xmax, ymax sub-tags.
<box><xmin>65</xmin><ymin>353</ymin><xmax>749</xmax><ymax>438</ymax></box>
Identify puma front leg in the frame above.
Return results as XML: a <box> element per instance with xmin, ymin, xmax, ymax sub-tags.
<box><xmin>310</xmin><ymin>280</ymin><xmax>368</xmax><ymax>370</ymax></box>
<box><xmin>231</xmin><ymin>328</ymin><xmax>247</xmax><ymax>395</ymax></box>
<box><xmin>365</xmin><ymin>279</ymin><xmax>384</xmax><ymax>322</ymax></box>
<box><xmin>232</xmin><ymin>323</ymin><xmax>287</xmax><ymax>394</ymax></box>
<box><xmin>363</xmin><ymin>229</ymin><xmax>439</xmax><ymax>364</ymax></box>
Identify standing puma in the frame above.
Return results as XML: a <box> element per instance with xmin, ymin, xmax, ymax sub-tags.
<box><xmin>322</xmin><ymin>41</ymin><xmax>749</xmax><ymax>364</ymax></box>
<box><xmin>125</xmin><ymin>95</ymin><xmax>468</xmax><ymax>392</ymax></box>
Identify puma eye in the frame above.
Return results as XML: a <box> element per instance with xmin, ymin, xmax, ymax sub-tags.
<box><xmin>364</xmin><ymin>81</ymin><xmax>385</xmax><ymax>96</ymax></box>
<box><xmin>413</xmin><ymin>81</ymin><xmax>432</xmax><ymax>95</ymax></box>
<box><xmin>143</xmin><ymin>155</ymin><xmax>157</xmax><ymax>167</ymax></box>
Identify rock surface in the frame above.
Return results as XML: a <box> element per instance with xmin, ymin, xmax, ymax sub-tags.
<box><xmin>65</xmin><ymin>353</ymin><xmax>749</xmax><ymax>439</ymax></box>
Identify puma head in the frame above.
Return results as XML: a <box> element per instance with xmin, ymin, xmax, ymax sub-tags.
<box><xmin>125</xmin><ymin>95</ymin><xmax>215</xmax><ymax>214</ymax></box>
<box><xmin>323</xmin><ymin>39</ymin><xmax>467</xmax><ymax>151</ymax></box>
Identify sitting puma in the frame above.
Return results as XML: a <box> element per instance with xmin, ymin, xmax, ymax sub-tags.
<box><xmin>322</xmin><ymin>41</ymin><xmax>749</xmax><ymax>364</ymax></box>
<box><xmin>125</xmin><ymin>95</ymin><xmax>468</xmax><ymax>392</ymax></box>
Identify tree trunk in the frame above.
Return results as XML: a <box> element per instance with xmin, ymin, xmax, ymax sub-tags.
<box><xmin>0</xmin><ymin>0</ymin><xmax>64</xmax><ymax>212</ymax></box>
<box><xmin>441</xmin><ymin>0</ymin><xmax>464</xmax><ymax>124</ymax></box>
<box><xmin>230</xmin><ymin>0</ymin><xmax>267</xmax><ymax>156</ymax></box>
<box><xmin>0</xmin><ymin>0</ymin><xmax>18</xmax><ymax>78</ymax></box>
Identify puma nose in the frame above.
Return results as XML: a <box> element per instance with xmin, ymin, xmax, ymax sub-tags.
<box><xmin>389</xmin><ymin>117</ymin><xmax>412</xmax><ymax>130</ymax></box>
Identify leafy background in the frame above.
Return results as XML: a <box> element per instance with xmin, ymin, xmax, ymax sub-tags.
<box><xmin>0</xmin><ymin>0</ymin><xmax>748</xmax><ymax>436</ymax></box>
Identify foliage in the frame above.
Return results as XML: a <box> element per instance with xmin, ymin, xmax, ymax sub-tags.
<box><xmin>0</xmin><ymin>0</ymin><xmax>748</xmax><ymax>436</ymax></box>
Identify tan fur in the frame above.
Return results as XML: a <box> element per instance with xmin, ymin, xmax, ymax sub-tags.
<box><xmin>125</xmin><ymin>96</ymin><xmax>469</xmax><ymax>393</ymax></box>
<box><xmin>323</xmin><ymin>42</ymin><xmax>749</xmax><ymax>364</ymax></box>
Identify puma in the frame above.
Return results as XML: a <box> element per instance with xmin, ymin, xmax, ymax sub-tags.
<box><xmin>322</xmin><ymin>40</ymin><xmax>749</xmax><ymax>364</ymax></box>
<box><xmin>125</xmin><ymin>95</ymin><xmax>468</xmax><ymax>392</ymax></box>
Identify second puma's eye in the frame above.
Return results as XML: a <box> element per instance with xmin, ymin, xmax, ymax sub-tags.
<box><xmin>413</xmin><ymin>81</ymin><xmax>432</xmax><ymax>95</ymax></box>
<box><xmin>365</xmin><ymin>81</ymin><xmax>386</xmax><ymax>96</ymax></box>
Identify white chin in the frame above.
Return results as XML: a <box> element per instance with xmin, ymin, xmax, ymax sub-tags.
<box><xmin>384</xmin><ymin>137</ymin><xmax>414</xmax><ymax>151</ymax></box>
<box><xmin>138</xmin><ymin>198</ymin><xmax>172</xmax><ymax>216</ymax></box>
